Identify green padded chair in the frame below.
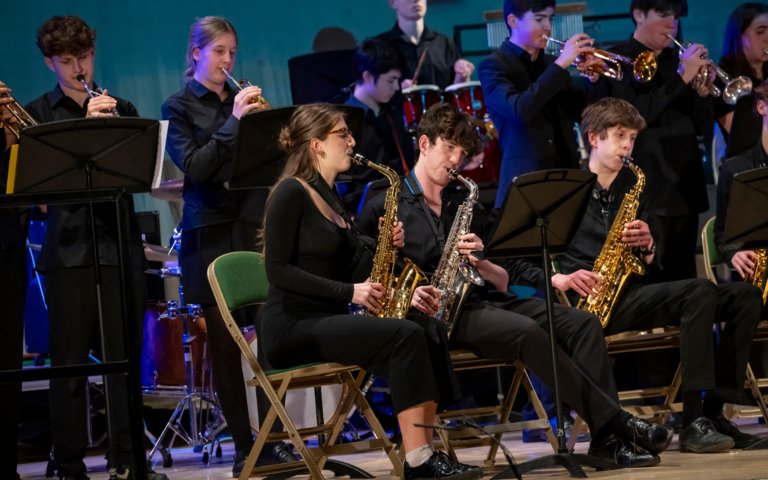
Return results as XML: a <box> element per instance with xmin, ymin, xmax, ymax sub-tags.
<box><xmin>701</xmin><ymin>216</ymin><xmax>768</xmax><ymax>424</ymax></box>
<box><xmin>207</xmin><ymin>251</ymin><xmax>402</xmax><ymax>480</ymax></box>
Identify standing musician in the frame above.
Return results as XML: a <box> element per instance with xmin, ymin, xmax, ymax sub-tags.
<box><xmin>716</xmin><ymin>2</ymin><xmax>768</xmax><ymax>159</ymax></box>
<box><xmin>592</xmin><ymin>0</ymin><xmax>712</xmax><ymax>282</ymax></box>
<box><xmin>261</xmin><ymin>103</ymin><xmax>482</xmax><ymax>480</ymax></box>
<box><xmin>343</xmin><ymin>38</ymin><xmax>413</xmax><ymax>211</ymax></box>
<box><xmin>357</xmin><ymin>102</ymin><xmax>676</xmax><ymax>468</ymax></box>
<box><xmin>514</xmin><ymin>97</ymin><xmax>764</xmax><ymax>453</ymax></box>
<box><xmin>376</xmin><ymin>0</ymin><xmax>474</xmax><ymax>89</ymax></box>
<box><xmin>715</xmin><ymin>79</ymin><xmax>768</xmax><ymax>295</ymax></box>
<box><xmin>0</xmin><ymin>81</ymin><xmax>28</xmax><ymax>480</ymax></box>
<box><xmin>160</xmin><ymin>16</ymin><xmax>296</xmax><ymax>477</ymax></box>
<box><xmin>18</xmin><ymin>16</ymin><xmax>166</xmax><ymax>480</ymax></box>
<box><xmin>478</xmin><ymin>0</ymin><xmax>602</xmax><ymax>209</ymax></box>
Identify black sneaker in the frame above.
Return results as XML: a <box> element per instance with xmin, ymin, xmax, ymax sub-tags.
<box><xmin>617</xmin><ymin>415</ymin><xmax>674</xmax><ymax>454</ymax></box>
<box><xmin>404</xmin><ymin>451</ymin><xmax>483</xmax><ymax>480</ymax></box>
<box><xmin>587</xmin><ymin>433</ymin><xmax>660</xmax><ymax>468</ymax></box>
<box><xmin>678</xmin><ymin>417</ymin><xmax>735</xmax><ymax>453</ymax></box>
<box><xmin>58</xmin><ymin>474</ymin><xmax>90</xmax><ymax>480</ymax></box>
<box><xmin>709</xmin><ymin>415</ymin><xmax>764</xmax><ymax>449</ymax></box>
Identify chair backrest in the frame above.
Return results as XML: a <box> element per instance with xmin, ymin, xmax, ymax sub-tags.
<box><xmin>701</xmin><ymin>216</ymin><xmax>725</xmax><ymax>285</ymax></box>
<box><xmin>207</xmin><ymin>251</ymin><xmax>268</xmax><ymax>375</ymax></box>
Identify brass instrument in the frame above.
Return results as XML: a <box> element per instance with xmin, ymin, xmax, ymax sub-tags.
<box><xmin>745</xmin><ymin>249</ymin><xmax>768</xmax><ymax>305</ymax></box>
<box><xmin>351</xmin><ymin>153</ymin><xmax>426</xmax><ymax>318</ymax></box>
<box><xmin>76</xmin><ymin>74</ymin><xmax>120</xmax><ymax>116</ymax></box>
<box><xmin>0</xmin><ymin>91</ymin><xmax>38</xmax><ymax>139</ymax></box>
<box><xmin>221</xmin><ymin>68</ymin><xmax>271</xmax><ymax>110</ymax></box>
<box><xmin>666</xmin><ymin>34</ymin><xmax>753</xmax><ymax>105</ymax></box>
<box><xmin>577</xmin><ymin>157</ymin><xmax>646</xmax><ymax>328</ymax></box>
<box><xmin>431</xmin><ymin>169</ymin><xmax>485</xmax><ymax>337</ymax></box>
<box><xmin>544</xmin><ymin>36</ymin><xmax>657</xmax><ymax>83</ymax></box>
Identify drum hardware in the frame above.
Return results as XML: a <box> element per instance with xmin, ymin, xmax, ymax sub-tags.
<box><xmin>401</xmin><ymin>84</ymin><xmax>443</xmax><ymax>133</ymax></box>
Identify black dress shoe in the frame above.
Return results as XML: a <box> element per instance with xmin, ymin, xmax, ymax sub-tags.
<box><xmin>233</xmin><ymin>442</ymin><xmax>299</xmax><ymax>476</ymax></box>
<box><xmin>109</xmin><ymin>465</ymin><xmax>169</xmax><ymax>480</ymax></box>
<box><xmin>709</xmin><ymin>415</ymin><xmax>764</xmax><ymax>449</ymax></box>
<box><xmin>404</xmin><ymin>451</ymin><xmax>483</xmax><ymax>480</ymax></box>
<box><xmin>678</xmin><ymin>417</ymin><xmax>735</xmax><ymax>453</ymax></box>
<box><xmin>588</xmin><ymin>433</ymin><xmax>660</xmax><ymax>468</ymax></box>
<box><xmin>58</xmin><ymin>475</ymin><xmax>90</xmax><ymax>480</ymax></box>
<box><xmin>618</xmin><ymin>415</ymin><xmax>674</xmax><ymax>454</ymax></box>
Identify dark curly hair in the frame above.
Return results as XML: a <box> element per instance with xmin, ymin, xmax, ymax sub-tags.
<box><xmin>416</xmin><ymin>103</ymin><xmax>480</xmax><ymax>157</ymax></box>
<box><xmin>36</xmin><ymin>16</ymin><xmax>96</xmax><ymax>57</ymax></box>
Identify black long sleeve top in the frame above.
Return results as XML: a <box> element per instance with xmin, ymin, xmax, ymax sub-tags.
<box><xmin>264</xmin><ymin>178</ymin><xmax>371</xmax><ymax>315</ymax></box>
<box><xmin>161</xmin><ymin>79</ymin><xmax>265</xmax><ymax>232</ymax></box>
<box><xmin>594</xmin><ymin>36</ymin><xmax>713</xmax><ymax>217</ymax></box>
<box><xmin>24</xmin><ymin>84</ymin><xmax>144</xmax><ymax>272</ymax></box>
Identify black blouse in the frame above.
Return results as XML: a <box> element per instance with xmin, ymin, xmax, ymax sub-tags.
<box><xmin>264</xmin><ymin>178</ymin><xmax>361</xmax><ymax>314</ymax></box>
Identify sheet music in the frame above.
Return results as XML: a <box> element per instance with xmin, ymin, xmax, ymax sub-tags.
<box><xmin>152</xmin><ymin>120</ymin><xmax>169</xmax><ymax>190</ymax></box>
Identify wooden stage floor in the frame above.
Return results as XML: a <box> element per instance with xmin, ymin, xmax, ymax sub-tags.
<box><xmin>17</xmin><ymin>422</ymin><xmax>768</xmax><ymax>479</ymax></box>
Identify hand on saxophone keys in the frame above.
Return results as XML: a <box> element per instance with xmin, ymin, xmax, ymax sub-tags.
<box><xmin>620</xmin><ymin>220</ymin><xmax>652</xmax><ymax>249</ymax></box>
<box><xmin>378</xmin><ymin>217</ymin><xmax>405</xmax><ymax>248</ymax></box>
<box><xmin>352</xmin><ymin>281</ymin><xmax>386</xmax><ymax>315</ymax></box>
<box><xmin>732</xmin><ymin>250</ymin><xmax>759</xmax><ymax>279</ymax></box>
<box><xmin>552</xmin><ymin>270</ymin><xmax>602</xmax><ymax>298</ymax></box>
<box><xmin>458</xmin><ymin>233</ymin><xmax>484</xmax><ymax>263</ymax></box>
<box><xmin>411</xmin><ymin>285</ymin><xmax>441</xmax><ymax>316</ymax></box>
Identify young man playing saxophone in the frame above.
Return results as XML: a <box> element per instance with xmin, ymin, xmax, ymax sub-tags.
<box><xmin>513</xmin><ymin>97</ymin><xmax>764</xmax><ymax>453</ymax></box>
<box><xmin>357</xmin><ymin>102</ymin><xmax>674</xmax><ymax>468</ymax></box>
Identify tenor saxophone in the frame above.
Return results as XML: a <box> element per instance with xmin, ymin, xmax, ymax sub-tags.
<box><xmin>431</xmin><ymin>168</ymin><xmax>485</xmax><ymax>337</ymax></box>
<box><xmin>351</xmin><ymin>154</ymin><xmax>426</xmax><ymax>318</ymax></box>
<box><xmin>745</xmin><ymin>249</ymin><xmax>768</xmax><ymax>305</ymax></box>
<box><xmin>577</xmin><ymin>156</ymin><xmax>646</xmax><ymax>328</ymax></box>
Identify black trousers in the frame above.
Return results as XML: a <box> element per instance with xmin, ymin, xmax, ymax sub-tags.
<box><xmin>0</xmin><ymin>242</ymin><xmax>26</xmax><ymax>477</ymax></box>
<box><xmin>45</xmin><ymin>266</ymin><xmax>145</xmax><ymax>474</ymax></box>
<box><xmin>452</xmin><ymin>297</ymin><xmax>621</xmax><ymax>432</ymax></box>
<box><xmin>262</xmin><ymin>304</ymin><xmax>459</xmax><ymax>415</ymax></box>
<box><xmin>652</xmin><ymin>213</ymin><xmax>699</xmax><ymax>281</ymax></box>
<box><xmin>607</xmin><ymin>279</ymin><xmax>762</xmax><ymax>397</ymax></box>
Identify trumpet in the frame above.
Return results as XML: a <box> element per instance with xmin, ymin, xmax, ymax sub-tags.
<box><xmin>76</xmin><ymin>74</ymin><xmax>120</xmax><ymax>116</ymax></box>
<box><xmin>666</xmin><ymin>34</ymin><xmax>752</xmax><ymax>105</ymax></box>
<box><xmin>544</xmin><ymin>36</ymin><xmax>657</xmax><ymax>83</ymax></box>
<box><xmin>221</xmin><ymin>68</ymin><xmax>271</xmax><ymax>110</ymax></box>
<box><xmin>0</xmin><ymin>91</ymin><xmax>38</xmax><ymax>139</ymax></box>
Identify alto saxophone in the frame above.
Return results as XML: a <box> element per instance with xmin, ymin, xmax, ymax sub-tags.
<box><xmin>745</xmin><ymin>249</ymin><xmax>768</xmax><ymax>305</ymax></box>
<box><xmin>578</xmin><ymin>156</ymin><xmax>646</xmax><ymax>328</ymax></box>
<box><xmin>431</xmin><ymin>168</ymin><xmax>485</xmax><ymax>337</ymax></box>
<box><xmin>351</xmin><ymin>154</ymin><xmax>426</xmax><ymax>318</ymax></box>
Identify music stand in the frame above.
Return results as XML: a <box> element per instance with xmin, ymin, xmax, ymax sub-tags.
<box><xmin>229</xmin><ymin>105</ymin><xmax>364</xmax><ymax>191</ymax></box>
<box><xmin>485</xmin><ymin>169</ymin><xmax>617</xmax><ymax>478</ymax></box>
<box><xmin>8</xmin><ymin>117</ymin><xmax>160</xmax><ymax>479</ymax></box>
<box><xmin>723</xmin><ymin>166</ymin><xmax>768</xmax><ymax>252</ymax></box>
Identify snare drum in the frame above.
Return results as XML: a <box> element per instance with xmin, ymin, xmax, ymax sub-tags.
<box><xmin>142</xmin><ymin>302</ymin><xmax>207</xmax><ymax>391</ymax></box>
<box><xmin>402</xmin><ymin>84</ymin><xmax>443</xmax><ymax>132</ymax></box>
<box><xmin>444</xmin><ymin>81</ymin><xmax>486</xmax><ymax>119</ymax></box>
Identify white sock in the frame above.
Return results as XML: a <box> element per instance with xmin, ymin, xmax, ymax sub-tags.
<box><xmin>405</xmin><ymin>444</ymin><xmax>434</xmax><ymax>467</ymax></box>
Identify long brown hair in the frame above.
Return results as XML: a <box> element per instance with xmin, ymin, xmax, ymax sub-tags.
<box><xmin>185</xmin><ymin>16</ymin><xmax>238</xmax><ymax>80</ymax></box>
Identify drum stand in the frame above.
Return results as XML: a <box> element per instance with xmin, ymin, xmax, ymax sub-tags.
<box><xmin>146</xmin><ymin>292</ymin><xmax>227</xmax><ymax>468</ymax></box>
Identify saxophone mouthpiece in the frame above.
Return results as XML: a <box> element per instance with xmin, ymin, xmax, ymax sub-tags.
<box><xmin>621</xmin><ymin>155</ymin><xmax>633</xmax><ymax>166</ymax></box>
<box><xmin>352</xmin><ymin>153</ymin><xmax>368</xmax><ymax>166</ymax></box>
<box><xmin>446</xmin><ymin>168</ymin><xmax>458</xmax><ymax>179</ymax></box>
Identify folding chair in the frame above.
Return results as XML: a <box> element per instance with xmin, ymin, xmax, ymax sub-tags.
<box><xmin>435</xmin><ymin>351</ymin><xmax>556</xmax><ymax>467</ymax></box>
<box><xmin>207</xmin><ymin>251</ymin><xmax>402</xmax><ymax>480</ymax></box>
<box><xmin>701</xmin><ymin>216</ymin><xmax>768</xmax><ymax>424</ymax></box>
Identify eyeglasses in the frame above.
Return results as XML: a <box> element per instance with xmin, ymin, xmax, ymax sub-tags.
<box><xmin>328</xmin><ymin>127</ymin><xmax>353</xmax><ymax>140</ymax></box>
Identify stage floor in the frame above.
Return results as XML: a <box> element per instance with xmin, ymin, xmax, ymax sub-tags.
<box><xmin>17</xmin><ymin>422</ymin><xmax>768</xmax><ymax>479</ymax></box>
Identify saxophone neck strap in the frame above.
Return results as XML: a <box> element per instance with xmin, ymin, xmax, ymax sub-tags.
<box><xmin>405</xmin><ymin>173</ymin><xmax>445</xmax><ymax>249</ymax></box>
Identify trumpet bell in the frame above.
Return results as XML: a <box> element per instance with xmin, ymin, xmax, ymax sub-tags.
<box><xmin>723</xmin><ymin>75</ymin><xmax>753</xmax><ymax>106</ymax></box>
<box><xmin>633</xmin><ymin>51</ymin><xmax>657</xmax><ymax>83</ymax></box>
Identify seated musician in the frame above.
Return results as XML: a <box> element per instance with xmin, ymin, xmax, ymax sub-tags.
<box><xmin>715</xmin><ymin>79</ymin><xmax>768</xmax><ymax>292</ymax></box>
<box><xmin>342</xmin><ymin>38</ymin><xmax>413</xmax><ymax>211</ymax></box>
<box><xmin>512</xmin><ymin>97</ymin><xmax>764</xmax><ymax>453</ymax></box>
<box><xmin>478</xmin><ymin>0</ymin><xmax>602</xmax><ymax>209</ymax></box>
<box><xmin>357</xmin><ymin>102</ymin><xmax>674</xmax><ymax>468</ymax></box>
<box><xmin>376</xmin><ymin>0</ymin><xmax>474</xmax><ymax>90</ymax></box>
<box><xmin>260</xmin><ymin>103</ymin><xmax>482</xmax><ymax>480</ymax></box>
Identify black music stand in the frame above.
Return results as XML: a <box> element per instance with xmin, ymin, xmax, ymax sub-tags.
<box><xmin>485</xmin><ymin>169</ymin><xmax>617</xmax><ymax>478</ymax></box>
<box><xmin>6</xmin><ymin>117</ymin><xmax>160</xmax><ymax>479</ymax></box>
<box><xmin>723</xmin><ymin>166</ymin><xmax>768</xmax><ymax>252</ymax></box>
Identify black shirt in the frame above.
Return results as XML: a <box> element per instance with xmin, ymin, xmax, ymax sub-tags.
<box><xmin>715</xmin><ymin>142</ymin><xmax>767</xmax><ymax>263</ymax></box>
<box><xmin>24</xmin><ymin>84</ymin><xmax>144</xmax><ymax>272</ymax></box>
<box><xmin>376</xmin><ymin>23</ymin><xmax>460</xmax><ymax>89</ymax></box>
<box><xmin>596</xmin><ymin>36</ymin><xmax>713</xmax><ymax>216</ymax></box>
<box><xmin>161</xmin><ymin>79</ymin><xmax>266</xmax><ymax>231</ymax></box>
